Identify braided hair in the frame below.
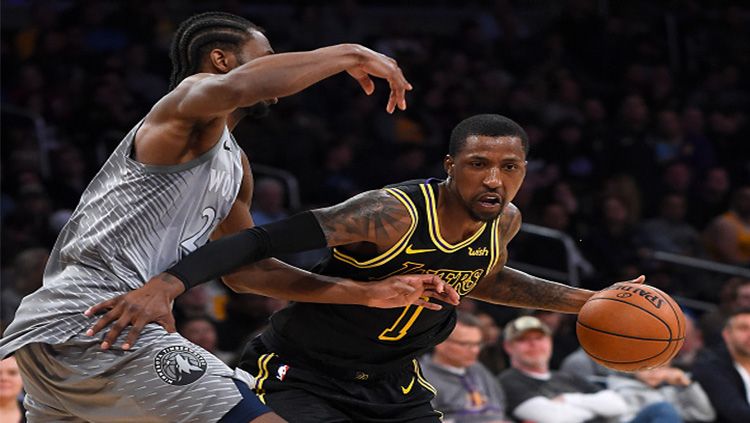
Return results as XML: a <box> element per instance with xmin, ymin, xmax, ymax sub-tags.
<box><xmin>169</xmin><ymin>12</ymin><xmax>262</xmax><ymax>90</ymax></box>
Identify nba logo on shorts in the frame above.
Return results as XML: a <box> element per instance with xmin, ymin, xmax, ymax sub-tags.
<box><xmin>276</xmin><ymin>364</ymin><xmax>290</xmax><ymax>381</ymax></box>
<box><xmin>154</xmin><ymin>346</ymin><xmax>208</xmax><ymax>385</ymax></box>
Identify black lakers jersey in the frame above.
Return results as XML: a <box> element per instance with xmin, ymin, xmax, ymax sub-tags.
<box><xmin>261</xmin><ymin>179</ymin><xmax>503</xmax><ymax>374</ymax></box>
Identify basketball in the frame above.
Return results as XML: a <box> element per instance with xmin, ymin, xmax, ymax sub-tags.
<box><xmin>576</xmin><ymin>282</ymin><xmax>686</xmax><ymax>372</ymax></box>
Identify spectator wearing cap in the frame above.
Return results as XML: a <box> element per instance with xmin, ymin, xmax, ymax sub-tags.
<box><xmin>419</xmin><ymin>312</ymin><xmax>510</xmax><ymax>423</ymax></box>
<box><xmin>499</xmin><ymin>316</ymin><xmax>680</xmax><ymax>423</ymax></box>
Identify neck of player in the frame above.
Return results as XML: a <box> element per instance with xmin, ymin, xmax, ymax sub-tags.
<box><xmin>438</xmin><ymin>183</ymin><xmax>487</xmax><ymax>243</ymax></box>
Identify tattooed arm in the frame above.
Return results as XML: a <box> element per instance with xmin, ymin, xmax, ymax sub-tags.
<box><xmin>470</xmin><ymin>266</ymin><xmax>595</xmax><ymax>313</ymax></box>
<box><xmin>468</xmin><ymin>203</ymin><xmax>596</xmax><ymax>313</ymax></box>
<box><xmin>314</xmin><ymin>189</ymin><xmax>413</xmax><ymax>249</ymax></box>
<box><xmin>220</xmin><ymin>189</ymin><xmax>416</xmax><ymax>297</ymax></box>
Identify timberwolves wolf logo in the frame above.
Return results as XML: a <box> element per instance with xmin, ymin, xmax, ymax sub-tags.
<box><xmin>154</xmin><ymin>346</ymin><xmax>208</xmax><ymax>385</ymax></box>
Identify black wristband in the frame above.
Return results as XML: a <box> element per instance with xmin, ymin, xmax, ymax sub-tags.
<box><xmin>165</xmin><ymin>211</ymin><xmax>327</xmax><ymax>291</ymax></box>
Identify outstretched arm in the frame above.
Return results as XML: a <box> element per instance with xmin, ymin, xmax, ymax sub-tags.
<box><xmin>137</xmin><ymin>44</ymin><xmax>412</xmax><ymax>167</ymax></box>
<box><xmin>163</xmin><ymin>44</ymin><xmax>411</xmax><ymax>121</ymax></box>
<box><xmin>467</xmin><ymin>203</ymin><xmax>642</xmax><ymax>313</ymax></box>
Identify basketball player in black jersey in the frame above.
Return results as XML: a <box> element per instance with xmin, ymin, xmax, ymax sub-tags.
<box><xmin>90</xmin><ymin>114</ymin><xmax>645</xmax><ymax>421</ymax></box>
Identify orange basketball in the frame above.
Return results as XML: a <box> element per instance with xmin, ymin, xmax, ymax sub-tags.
<box><xmin>576</xmin><ymin>282</ymin><xmax>686</xmax><ymax>372</ymax></box>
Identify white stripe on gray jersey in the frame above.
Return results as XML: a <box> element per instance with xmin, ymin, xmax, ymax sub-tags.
<box><xmin>1</xmin><ymin>120</ymin><xmax>243</xmax><ymax>357</ymax></box>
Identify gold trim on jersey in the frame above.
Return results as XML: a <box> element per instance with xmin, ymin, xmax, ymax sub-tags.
<box><xmin>332</xmin><ymin>188</ymin><xmax>418</xmax><ymax>268</ymax></box>
<box><xmin>412</xmin><ymin>359</ymin><xmax>437</xmax><ymax>395</ymax></box>
<box><xmin>421</xmin><ymin>184</ymin><xmax>486</xmax><ymax>253</ymax></box>
<box><xmin>254</xmin><ymin>353</ymin><xmax>276</xmax><ymax>404</ymax></box>
<box><xmin>486</xmin><ymin>217</ymin><xmax>502</xmax><ymax>274</ymax></box>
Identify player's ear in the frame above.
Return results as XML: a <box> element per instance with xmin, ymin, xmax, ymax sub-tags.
<box><xmin>208</xmin><ymin>48</ymin><xmax>232</xmax><ymax>74</ymax></box>
<box><xmin>443</xmin><ymin>155</ymin><xmax>454</xmax><ymax>177</ymax></box>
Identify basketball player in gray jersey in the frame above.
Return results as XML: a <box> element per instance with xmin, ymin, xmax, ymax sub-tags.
<box><xmin>0</xmin><ymin>12</ymin><xmax>458</xmax><ymax>423</ymax></box>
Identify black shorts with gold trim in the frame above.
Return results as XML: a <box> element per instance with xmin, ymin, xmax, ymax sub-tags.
<box><xmin>239</xmin><ymin>337</ymin><xmax>441</xmax><ymax>423</ymax></box>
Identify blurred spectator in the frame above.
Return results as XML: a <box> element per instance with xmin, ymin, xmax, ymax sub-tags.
<box><xmin>652</xmin><ymin>109</ymin><xmax>714</xmax><ymax>172</ymax></box>
<box><xmin>680</xmin><ymin>106</ymin><xmax>716</xmax><ymax>172</ymax></box>
<box><xmin>671</xmin><ymin>313</ymin><xmax>705</xmax><ymax>370</ymax></box>
<box><xmin>45</xmin><ymin>144</ymin><xmax>89</xmax><ymax>210</ymax></box>
<box><xmin>561</xmin><ymin>346</ymin><xmax>715</xmax><ymax>421</ymax></box>
<box><xmin>700</xmin><ymin>277</ymin><xmax>750</xmax><ymax>348</ymax></box>
<box><xmin>419</xmin><ymin>312</ymin><xmax>510</xmax><ymax>423</ymax></box>
<box><xmin>608</xmin><ymin>94</ymin><xmax>657</xmax><ymax>189</ymax></box>
<box><xmin>0</xmin><ymin>356</ymin><xmax>25</xmax><ymax>422</ymax></box>
<box><xmin>1</xmin><ymin>248</ymin><xmax>48</xmax><ymax>325</ymax></box>
<box><xmin>178</xmin><ymin>316</ymin><xmax>235</xmax><ymax>365</ymax></box>
<box><xmin>637</xmin><ymin>193</ymin><xmax>704</xmax><ymax>257</ymax></box>
<box><xmin>251</xmin><ymin>177</ymin><xmax>289</xmax><ymax>226</ymax></box>
<box><xmin>581</xmin><ymin>195</ymin><xmax>640</xmax><ymax>286</ymax></box>
<box><xmin>692</xmin><ymin>308</ymin><xmax>750</xmax><ymax>423</ymax></box>
<box><xmin>560</xmin><ymin>347</ymin><xmax>613</xmax><ymax>383</ymax></box>
<box><xmin>500</xmin><ymin>316</ymin><xmax>631</xmax><ymax>423</ymax></box>
<box><xmin>501</xmin><ymin>316</ymin><xmax>682</xmax><ymax>423</ymax></box>
<box><xmin>651</xmin><ymin>162</ymin><xmax>694</xmax><ymax>215</ymax></box>
<box><xmin>703</xmin><ymin>186</ymin><xmax>750</xmax><ymax>266</ymax></box>
<box><xmin>531</xmin><ymin>310</ymin><xmax>578</xmax><ymax>370</ymax></box>
<box><xmin>476</xmin><ymin>312</ymin><xmax>507</xmax><ymax>375</ymax></box>
<box><xmin>608</xmin><ymin>365</ymin><xmax>715</xmax><ymax>422</ymax></box>
<box><xmin>688</xmin><ymin>166</ymin><xmax>732</xmax><ymax>230</ymax></box>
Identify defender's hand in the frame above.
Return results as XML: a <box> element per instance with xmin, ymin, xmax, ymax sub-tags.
<box><xmin>365</xmin><ymin>274</ymin><xmax>460</xmax><ymax>310</ymax></box>
<box><xmin>346</xmin><ymin>45</ymin><xmax>413</xmax><ymax>113</ymax></box>
<box><xmin>84</xmin><ymin>273</ymin><xmax>185</xmax><ymax>350</ymax></box>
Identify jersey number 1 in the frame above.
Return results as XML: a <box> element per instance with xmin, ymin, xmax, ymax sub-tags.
<box><xmin>378</xmin><ymin>303</ymin><xmax>426</xmax><ymax>341</ymax></box>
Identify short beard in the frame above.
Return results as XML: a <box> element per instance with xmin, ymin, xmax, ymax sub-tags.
<box><xmin>467</xmin><ymin>202</ymin><xmax>503</xmax><ymax>222</ymax></box>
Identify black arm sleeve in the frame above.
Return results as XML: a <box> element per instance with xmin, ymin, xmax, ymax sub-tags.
<box><xmin>165</xmin><ymin>211</ymin><xmax>327</xmax><ymax>291</ymax></box>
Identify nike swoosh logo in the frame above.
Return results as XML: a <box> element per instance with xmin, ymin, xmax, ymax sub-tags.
<box><xmin>405</xmin><ymin>244</ymin><xmax>436</xmax><ymax>255</ymax></box>
<box><xmin>401</xmin><ymin>377</ymin><xmax>415</xmax><ymax>394</ymax></box>
<box><xmin>223</xmin><ymin>140</ymin><xmax>231</xmax><ymax>151</ymax></box>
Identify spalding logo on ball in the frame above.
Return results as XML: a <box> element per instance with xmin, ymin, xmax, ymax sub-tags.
<box><xmin>576</xmin><ymin>282</ymin><xmax>686</xmax><ymax>372</ymax></box>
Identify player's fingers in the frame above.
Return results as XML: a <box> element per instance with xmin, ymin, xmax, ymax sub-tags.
<box><xmin>101</xmin><ymin>314</ymin><xmax>132</xmax><ymax>350</ymax></box>
<box><xmin>422</xmin><ymin>288</ymin><xmax>460</xmax><ymax>306</ymax></box>
<box><xmin>631</xmin><ymin>275</ymin><xmax>646</xmax><ymax>284</ymax></box>
<box><xmin>122</xmin><ymin>319</ymin><xmax>146</xmax><ymax>350</ymax></box>
<box><xmin>391</xmin><ymin>80</ymin><xmax>407</xmax><ymax>112</ymax></box>
<box><xmin>163</xmin><ymin>314</ymin><xmax>177</xmax><ymax>333</ymax></box>
<box><xmin>394</xmin><ymin>280</ymin><xmax>417</xmax><ymax>295</ymax></box>
<box><xmin>85</xmin><ymin>305</ymin><xmax>122</xmax><ymax>337</ymax></box>
<box><xmin>84</xmin><ymin>297</ymin><xmax>120</xmax><ymax>317</ymax></box>
<box><xmin>402</xmin><ymin>274</ymin><xmax>442</xmax><ymax>292</ymax></box>
<box><xmin>423</xmin><ymin>276</ymin><xmax>459</xmax><ymax>304</ymax></box>
<box><xmin>442</xmin><ymin>285</ymin><xmax>460</xmax><ymax>305</ymax></box>
<box><xmin>386</xmin><ymin>90</ymin><xmax>397</xmax><ymax>114</ymax></box>
<box><xmin>358</xmin><ymin>75</ymin><xmax>375</xmax><ymax>95</ymax></box>
<box><xmin>414</xmin><ymin>297</ymin><xmax>442</xmax><ymax>311</ymax></box>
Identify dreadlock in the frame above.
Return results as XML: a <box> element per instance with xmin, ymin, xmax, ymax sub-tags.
<box><xmin>169</xmin><ymin>12</ymin><xmax>262</xmax><ymax>90</ymax></box>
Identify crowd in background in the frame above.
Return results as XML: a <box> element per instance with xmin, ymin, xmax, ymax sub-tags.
<box><xmin>1</xmin><ymin>1</ymin><xmax>749</xmax><ymax>421</ymax></box>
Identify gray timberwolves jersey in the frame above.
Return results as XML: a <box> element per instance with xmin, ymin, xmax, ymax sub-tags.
<box><xmin>0</xmin><ymin>120</ymin><xmax>243</xmax><ymax>357</ymax></box>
